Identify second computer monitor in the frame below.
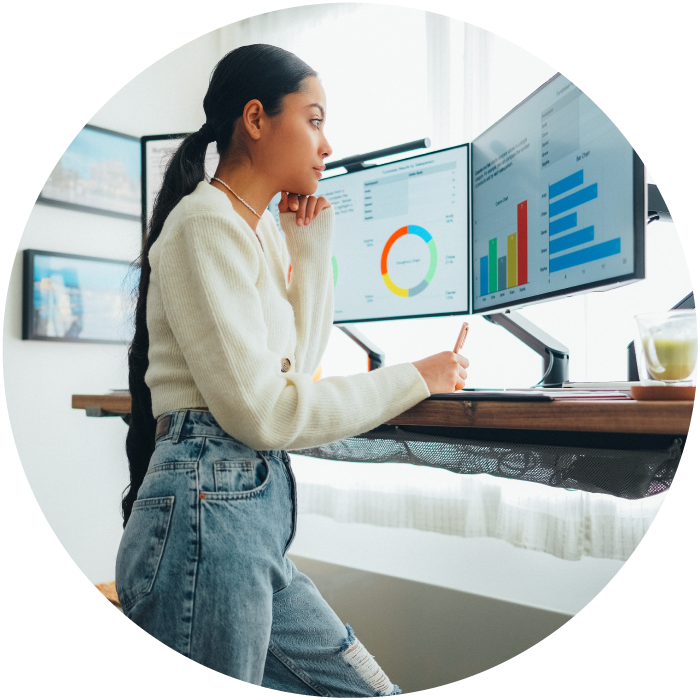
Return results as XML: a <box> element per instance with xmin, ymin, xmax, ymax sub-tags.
<box><xmin>471</xmin><ymin>73</ymin><xmax>645</xmax><ymax>314</ymax></box>
<box><xmin>271</xmin><ymin>144</ymin><xmax>471</xmax><ymax>324</ymax></box>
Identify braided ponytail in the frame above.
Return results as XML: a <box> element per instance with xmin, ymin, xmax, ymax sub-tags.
<box><xmin>121</xmin><ymin>44</ymin><xmax>317</xmax><ymax>526</ymax></box>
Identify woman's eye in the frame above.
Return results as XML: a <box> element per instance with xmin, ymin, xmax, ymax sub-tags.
<box><xmin>311</xmin><ymin>118</ymin><xmax>323</xmax><ymax>129</ymax></box>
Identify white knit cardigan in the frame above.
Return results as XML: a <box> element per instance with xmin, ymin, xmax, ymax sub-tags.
<box><xmin>145</xmin><ymin>181</ymin><xmax>430</xmax><ymax>450</ymax></box>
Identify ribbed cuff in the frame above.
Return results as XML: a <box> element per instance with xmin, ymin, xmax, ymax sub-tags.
<box><xmin>280</xmin><ymin>206</ymin><xmax>334</xmax><ymax>261</ymax></box>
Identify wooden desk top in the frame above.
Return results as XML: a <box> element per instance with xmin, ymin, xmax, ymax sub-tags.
<box><xmin>72</xmin><ymin>393</ymin><xmax>694</xmax><ymax>436</ymax></box>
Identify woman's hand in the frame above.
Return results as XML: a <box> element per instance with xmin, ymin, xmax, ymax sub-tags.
<box><xmin>279</xmin><ymin>192</ymin><xmax>331</xmax><ymax>226</ymax></box>
<box><xmin>412</xmin><ymin>351</ymin><xmax>470</xmax><ymax>393</ymax></box>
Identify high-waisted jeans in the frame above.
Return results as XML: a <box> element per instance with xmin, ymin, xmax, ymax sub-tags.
<box><xmin>115</xmin><ymin>409</ymin><xmax>399</xmax><ymax>696</ymax></box>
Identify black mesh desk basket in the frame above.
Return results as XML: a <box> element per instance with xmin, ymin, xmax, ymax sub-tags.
<box><xmin>291</xmin><ymin>424</ymin><xmax>683</xmax><ymax>500</ymax></box>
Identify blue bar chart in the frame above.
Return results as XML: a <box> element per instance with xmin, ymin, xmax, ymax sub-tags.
<box><xmin>548</xmin><ymin>169</ymin><xmax>620</xmax><ymax>273</ymax></box>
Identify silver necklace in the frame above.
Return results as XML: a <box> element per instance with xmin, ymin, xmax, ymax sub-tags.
<box><xmin>211</xmin><ymin>177</ymin><xmax>262</xmax><ymax>219</ymax></box>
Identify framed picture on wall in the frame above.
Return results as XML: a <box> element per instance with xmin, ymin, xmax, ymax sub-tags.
<box><xmin>22</xmin><ymin>249</ymin><xmax>137</xmax><ymax>344</ymax></box>
<box><xmin>38</xmin><ymin>124</ymin><xmax>141</xmax><ymax>221</ymax></box>
<box><xmin>142</xmin><ymin>133</ymin><xmax>219</xmax><ymax>234</ymax></box>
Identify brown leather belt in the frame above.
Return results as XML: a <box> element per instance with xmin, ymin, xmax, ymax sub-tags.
<box><xmin>155</xmin><ymin>407</ymin><xmax>209</xmax><ymax>441</ymax></box>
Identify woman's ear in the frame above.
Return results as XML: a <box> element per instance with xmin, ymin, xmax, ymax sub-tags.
<box><xmin>241</xmin><ymin>99</ymin><xmax>264</xmax><ymax>141</ymax></box>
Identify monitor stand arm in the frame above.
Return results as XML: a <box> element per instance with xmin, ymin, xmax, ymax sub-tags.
<box><xmin>336</xmin><ymin>324</ymin><xmax>386</xmax><ymax>371</ymax></box>
<box><xmin>483</xmin><ymin>311</ymin><xmax>570</xmax><ymax>387</ymax></box>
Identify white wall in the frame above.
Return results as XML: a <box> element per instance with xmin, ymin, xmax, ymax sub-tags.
<box><xmin>89</xmin><ymin>30</ymin><xmax>219</xmax><ymax>136</ymax></box>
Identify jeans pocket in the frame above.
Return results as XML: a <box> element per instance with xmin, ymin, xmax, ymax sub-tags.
<box><xmin>116</xmin><ymin>496</ymin><xmax>174</xmax><ymax>611</ymax></box>
<box><xmin>210</xmin><ymin>455</ymin><xmax>271</xmax><ymax>497</ymax></box>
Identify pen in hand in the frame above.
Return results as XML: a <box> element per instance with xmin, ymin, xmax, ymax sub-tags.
<box><xmin>453</xmin><ymin>321</ymin><xmax>469</xmax><ymax>354</ymax></box>
<box><xmin>452</xmin><ymin>321</ymin><xmax>469</xmax><ymax>391</ymax></box>
<box><xmin>411</xmin><ymin>322</ymin><xmax>470</xmax><ymax>393</ymax></box>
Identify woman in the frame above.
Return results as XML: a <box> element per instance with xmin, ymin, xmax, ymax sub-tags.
<box><xmin>116</xmin><ymin>44</ymin><xmax>469</xmax><ymax>695</ymax></box>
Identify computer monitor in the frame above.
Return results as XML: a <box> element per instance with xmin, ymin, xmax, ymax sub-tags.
<box><xmin>471</xmin><ymin>73</ymin><xmax>645</xmax><ymax>314</ymax></box>
<box><xmin>270</xmin><ymin>144</ymin><xmax>471</xmax><ymax>324</ymax></box>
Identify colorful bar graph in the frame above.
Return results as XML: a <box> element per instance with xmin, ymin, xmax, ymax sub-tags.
<box><xmin>480</xmin><ymin>200</ymin><xmax>529</xmax><ymax>295</ymax></box>
<box><xmin>517</xmin><ymin>200</ymin><xmax>528</xmax><ymax>285</ymax></box>
<box><xmin>549</xmin><ymin>183</ymin><xmax>598</xmax><ymax>218</ymax></box>
<box><xmin>549</xmin><ymin>212</ymin><xmax>577</xmax><ymax>236</ymax></box>
<box><xmin>550</xmin><ymin>225</ymin><xmax>595</xmax><ymax>255</ymax></box>
<box><xmin>480</xmin><ymin>256</ymin><xmax>489</xmax><ymax>296</ymax></box>
<box><xmin>550</xmin><ymin>238</ymin><xmax>621</xmax><ymax>272</ymax></box>
<box><xmin>507</xmin><ymin>233</ymin><xmax>517</xmax><ymax>288</ymax></box>
<box><xmin>488</xmin><ymin>238</ymin><xmax>498</xmax><ymax>294</ymax></box>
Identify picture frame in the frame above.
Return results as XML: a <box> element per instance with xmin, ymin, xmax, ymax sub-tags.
<box><xmin>22</xmin><ymin>249</ymin><xmax>137</xmax><ymax>344</ymax></box>
<box><xmin>38</xmin><ymin>124</ymin><xmax>141</xmax><ymax>221</ymax></box>
<box><xmin>141</xmin><ymin>133</ymin><xmax>219</xmax><ymax>235</ymax></box>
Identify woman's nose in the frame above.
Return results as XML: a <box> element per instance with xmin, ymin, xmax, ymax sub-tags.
<box><xmin>322</xmin><ymin>138</ymin><xmax>333</xmax><ymax>158</ymax></box>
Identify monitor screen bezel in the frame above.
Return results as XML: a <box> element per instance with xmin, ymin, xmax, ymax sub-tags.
<box><xmin>469</xmin><ymin>73</ymin><xmax>646</xmax><ymax>315</ymax></box>
<box><xmin>315</xmin><ymin>142</ymin><xmax>472</xmax><ymax>325</ymax></box>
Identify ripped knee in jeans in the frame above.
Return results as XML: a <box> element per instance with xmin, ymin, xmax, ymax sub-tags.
<box><xmin>340</xmin><ymin>624</ymin><xmax>400</xmax><ymax>696</ymax></box>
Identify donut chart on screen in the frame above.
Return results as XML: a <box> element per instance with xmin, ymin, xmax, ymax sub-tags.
<box><xmin>380</xmin><ymin>225</ymin><xmax>438</xmax><ymax>297</ymax></box>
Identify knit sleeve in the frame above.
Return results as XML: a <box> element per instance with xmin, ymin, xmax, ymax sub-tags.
<box><xmin>278</xmin><ymin>207</ymin><xmax>334</xmax><ymax>375</ymax></box>
<box><xmin>157</xmin><ymin>210</ymin><xmax>430</xmax><ymax>451</ymax></box>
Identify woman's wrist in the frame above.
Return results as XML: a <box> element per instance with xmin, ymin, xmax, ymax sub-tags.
<box><xmin>280</xmin><ymin>207</ymin><xmax>334</xmax><ymax>259</ymax></box>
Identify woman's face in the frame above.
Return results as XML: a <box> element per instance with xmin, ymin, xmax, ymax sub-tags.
<box><xmin>260</xmin><ymin>75</ymin><xmax>333</xmax><ymax>196</ymax></box>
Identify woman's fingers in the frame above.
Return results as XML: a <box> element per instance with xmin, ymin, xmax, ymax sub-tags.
<box><xmin>412</xmin><ymin>351</ymin><xmax>471</xmax><ymax>394</ymax></box>
<box><xmin>295</xmin><ymin>196</ymin><xmax>308</xmax><ymax>225</ymax></box>
<box><xmin>280</xmin><ymin>194</ymin><xmax>331</xmax><ymax>225</ymax></box>
<box><xmin>313</xmin><ymin>196</ymin><xmax>331</xmax><ymax>220</ymax></box>
<box><xmin>302</xmin><ymin>196</ymin><xmax>317</xmax><ymax>225</ymax></box>
<box><xmin>280</xmin><ymin>192</ymin><xmax>300</xmax><ymax>213</ymax></box>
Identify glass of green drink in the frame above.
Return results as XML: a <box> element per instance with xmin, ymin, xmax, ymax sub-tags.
<box><xmin>635</xmin><ymin>310</ymin><xmax>698</xmax><ymax>384</ymax></box>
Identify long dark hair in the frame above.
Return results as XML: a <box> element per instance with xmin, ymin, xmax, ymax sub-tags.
<box><xmin>122</xmin><ymin>44</ymin><xmax>317</xmax><ymax>526</ymax></box>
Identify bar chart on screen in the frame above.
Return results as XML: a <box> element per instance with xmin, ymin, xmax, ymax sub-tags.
<box><xmin>548</xmin><ymin>169</ymin><xmax>620</xmax><ymax>275</ymax></box>
<box><xmin>479</xmin><ymin>199</ymin><xmax>529</xmax><ymax>297</ymax></box>
<box><xmin>472</xmin><ymin>73</ymin><xmax>637</xmax><ymax>312</ymax></box>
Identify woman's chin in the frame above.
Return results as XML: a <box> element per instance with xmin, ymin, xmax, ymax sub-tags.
<box><xmin>287</xmin><ymin>180</ymin><xmax>319</xmax><ymax>197</ymax></box>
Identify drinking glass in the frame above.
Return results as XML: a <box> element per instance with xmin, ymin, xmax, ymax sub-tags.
<box><xmin>634</xmin><ymin>310</ymin><xmax>697</xmax><ymax>384</ymax></box>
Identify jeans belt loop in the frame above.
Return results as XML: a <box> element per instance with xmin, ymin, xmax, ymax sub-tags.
<box><xmin>169</xmin><ymin>410</ymin><xmax>188</xmax><ymax>444</ymax></box>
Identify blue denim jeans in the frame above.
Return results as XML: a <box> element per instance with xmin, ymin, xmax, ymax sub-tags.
<box><xmin>116</xmin><ymin>409</ymin><xmax>399</xmax><ymax>696</ymax></box>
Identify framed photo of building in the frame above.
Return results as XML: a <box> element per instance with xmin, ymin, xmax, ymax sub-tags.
<box><xmin>38</xmin><ymin>125</ymin><xmax>141</xmax><ymax>221</ymax></box>
<box><xmin>22</xmin><ymin>249</ymin><xmax>137</xmax><ymax>344</ymax></box>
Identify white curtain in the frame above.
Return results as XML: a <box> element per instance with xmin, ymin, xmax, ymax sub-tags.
<box><xmin>291</xmin><ymin>455</ymin><xmax>666</xmax><ymax>562</ymax></box>
<box><xmin>216</xmin><ymin>5</ymin><xmax>666</xmax><ymax>562</ymax></box>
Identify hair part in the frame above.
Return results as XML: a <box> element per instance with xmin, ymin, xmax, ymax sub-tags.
<box><xmin>121</xmin><ymin>44</ymin><xmax>317</xmax><ymax>526</ymax></box>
